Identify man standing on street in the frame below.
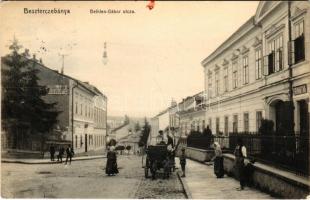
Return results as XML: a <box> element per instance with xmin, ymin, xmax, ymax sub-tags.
<box><xmin>65</xmin><ymin>144</ymin><xmax>74</xmax><ymax>165</ymax></box>
<box><xmin>57</xmin><ymin>146</ymin><xmax>65</xmax><ymax>163</ymax></box>
<box><xmin>234</xmin><ymin>138</ymin><xmax>247</xmax><ymax>191</ymax></box>
<box><xmin>179</xmin><ymin>147</ymin><xmax>186</xmax><ymax>177</ymax></box>
<box><xmin>49</xmin><ymin>144</ymin><xmax>55</xmax><ymax>161</ymax></box>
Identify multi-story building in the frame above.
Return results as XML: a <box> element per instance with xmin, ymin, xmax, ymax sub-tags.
<box><xmin>1</xmin><ymin>54</ymin><xmax>107</xmax><ymax>153</ymax></box>
<box><xmin>72</xmin><ymin>81</ymin><xmax>107</xmax><ymax>153</ymax></box>
<box><xmin>149</xmin><ymin>115</ymin><xmax>159</xmax><ymax>145</ymax></box>
<box><xmin>149</xmin><ymin>109</ymin><xmax>169</xmax><ymax>145</ymax></box>
<box><xmin>178</xmin><ymin>92</ymin><xmax>206</xmax><ymax>137</ymax></box>
<box><xmin>168</xmin><ymin>100</ymin><xmax>180</xmax><ymax>144</ymax></box>
<box><xmin>201</xmin><ymin>1</ymin><xmax>309</xmax><ymax>137</ymax></box>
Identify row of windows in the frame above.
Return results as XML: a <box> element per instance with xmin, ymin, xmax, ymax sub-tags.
<box><xmin>94</xmin><ymin>107</ymin><xmax>105</xmax><ymax>124</ymax></box>
<box><xmin>207</xmin><ymin>20</ymin><xmax>305</xmax><ymax>98</ymax></box>
<box><xmin>169</xmin><ymin>115</ymin><xmax>179</xmax><ymax>128</ymax></box>
<box><xmin>74</xmin><ymin>134</ymin><xmax>105</xmax><ymax>149</ymax></box>
<box><xmin>207</xmin><ymin>111</ymin><xmax>263</xmax><ymax>135</ymax></box>
<box><xmin>180</xmin><ymin>119</ymin><xmax>206</xmax><ymax>135</ymax></box>
<box><xmin>74</xmin><ymin>97</ymin><xmax>106</xmax><ymax>124</ymax></box>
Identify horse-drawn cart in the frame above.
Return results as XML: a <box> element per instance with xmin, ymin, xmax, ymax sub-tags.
<box><xmin>142</xmin><ymin>144</ymin><xmax>175</xmax><ymax>179</ymax></box>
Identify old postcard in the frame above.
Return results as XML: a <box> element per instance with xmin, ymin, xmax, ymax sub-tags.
<box><xmin>1</xmin><ymin>1</ymin><xmax>309</xmax><ymax>199</ymax></box>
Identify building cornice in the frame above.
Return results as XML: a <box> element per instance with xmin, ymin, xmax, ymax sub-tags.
<box><xmin>201</xmin><ymin>16</ymin><xmax>256</xmax><ymax>67</ymax></box>
<box><xmin>291</xmin><ymin>7</ymin><xmax>307</xmax><ymax>21</ymax></box>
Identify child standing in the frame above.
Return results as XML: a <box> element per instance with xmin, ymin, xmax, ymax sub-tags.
<box><xmin>163</xmin><ymin>157</ymin><xmax>170</xmax><ymax>179</ymax></box>
<box><xmin>179</xmin><ymin>148</ymin><xmax>186</xmax><ymax>177</ymax></box>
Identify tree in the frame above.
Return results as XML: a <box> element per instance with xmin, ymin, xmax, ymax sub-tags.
<box><xmin>2</xmin><ymin>38</ymin><xmax>60</xmax><ymax>149</ymax></box>
<box><xmin>2</xmin><ymin>38</ymin><xmax>28</xmax><ymax>122</ymax></box>
<box><xmin>124</xmin><ymin>115</ymin><xmax>130</xmax><ymax>124</ymax></box>
<box><xmin>138</xmin><ymin>117</ymin><xmax>151</xmax><ymax>147</ymax></box>
<box><xmin>23</xmin><ymin>62</ymin><xmax>59</xmax><ymax>145</ymax></box>
<box><xmin>2</xmin><ymin>38</ymin><xmax>30</xmax><ymax>148</ymax></box>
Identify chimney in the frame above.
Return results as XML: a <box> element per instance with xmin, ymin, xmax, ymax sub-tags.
<box><xmin>39</xmin><ymin>58</ymin><xmax>43</xmax><ymax>64</ymax></box>
<box><xmin>32</xmin><ymin>54</ymin><xmax>37</xmax><ymax>61</ymax></box>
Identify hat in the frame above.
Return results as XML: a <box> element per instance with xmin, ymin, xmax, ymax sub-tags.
<box><xmin>213</xmin><ymin>142</ymin><xmax>220</xmax><ymax>147</ymax></box>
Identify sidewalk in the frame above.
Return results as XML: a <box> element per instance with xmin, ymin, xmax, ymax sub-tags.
<box><xmin>2</xmin><ymin>155</ymin><xmax>106</xmax><ymax>164</ymax></box>
<box><xmin>178</xmin><ymin>159</ymin><xmax>274</xmax><ymax>199</ymax></box>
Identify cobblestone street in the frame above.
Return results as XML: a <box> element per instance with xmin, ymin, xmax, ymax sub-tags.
<box><xmin>1</xmin><ymin>155</ymin><xmax>186</xmax><ymax>198</ymax></box>
<box><xmin>134</xmin><ymin>171</ymin><xmax>186</xmax><ymax>199</ymax></box>
<box><xmin>2</xmin><ymin>155</ymin><xmax>141</xmax><ymax>198</ymax></box>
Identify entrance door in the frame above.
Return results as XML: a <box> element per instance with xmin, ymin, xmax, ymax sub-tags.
<box><xmin>85</xmin><ymin>134</ymin><xmax>88</xmax><ymax>152</ymax></box>
<box><xmin>275</xmin><ymin>101</ymin><xmax>292</xmax><ymax>134</ymax></box>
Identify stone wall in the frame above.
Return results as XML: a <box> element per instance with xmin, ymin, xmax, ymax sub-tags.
<box><xmin>177</xmin><ymin>147</ymin><xmax>214</xmax><ymax>162</ymax></box>
<box><xmin>223</xmin><ymin>154</ymin><xmax>310</xmax><ymax>199</ymax></box>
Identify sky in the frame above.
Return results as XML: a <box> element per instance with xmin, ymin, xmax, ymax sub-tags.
<box><xmin>0</xmin><ymin>1</ymin><xmax>259</xmax><ymax>118</ymax></box>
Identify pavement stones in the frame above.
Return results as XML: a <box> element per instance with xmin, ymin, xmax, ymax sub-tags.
<box><xmin>179</xmin><ymin>159</ymin><xmax>274</xmax><ymax>199</ymax></box>
<box><xmin>2</xmin><ymin>155</ymin><xmax>105</xmax><ymax>164</ymax></box>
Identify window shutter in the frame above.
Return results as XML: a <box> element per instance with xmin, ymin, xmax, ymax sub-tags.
<box><xmin>275</xmin><ymin>50</ymin><xmax>279</xmax><ymax>72</ymax></box>
<box><xmin>279</xmin><ymin>48</ymin><xmax>283</xmax><ymax>70</ymax></box>
<box><xmin>300</xmin><ymin>35</ymin><xmax>305</xmax><ymax>60</ymax></box>
<box><xmin>288</xmin><ymin>40</ymin><xmax>295</xmax><ymax>65</ymax></box>
<box><xmin>263</xmin><ymin>55</ymin><xmax>268</xmax><ymax>76</ymax></box>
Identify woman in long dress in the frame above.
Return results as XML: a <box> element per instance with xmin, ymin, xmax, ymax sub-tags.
<box><xmin>212</xmin><ymin>142</ymin><xmax>224</xmax><ymax>178</ymax></box>
<box><xmin>106</xmin><ymin>146</ymin><xmax>119</xmax><ymax>176</ymax></box>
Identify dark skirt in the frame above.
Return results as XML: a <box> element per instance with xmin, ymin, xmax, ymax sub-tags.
<box><xmin>214</xmin><ymin>156</ymin><xmax>224</xmax><ymax>178</ymax></box>
<box><xmin>106</xmin><ymin>158</ymin><xmax>119</xmax><ymax>175</ymax></box>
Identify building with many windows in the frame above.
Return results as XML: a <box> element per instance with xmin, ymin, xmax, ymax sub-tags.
<box><xmin>201</xmin><ymin>1</ymin><xmax>309</xmax><ymax>137</ymax></box>
<box><xmin>178</xmin><ymin>92</ymin><xmax>206</xmax><ymax>136</ymax></box>
<box><xmin>1</xmin><ymin>54</ymin><xmax>107</xmax><ymax>153</ymax></box>
<box><xmin>72</xmin><ymin>81</ymin><xmax>107</xmax><ymax>153</ymax></box>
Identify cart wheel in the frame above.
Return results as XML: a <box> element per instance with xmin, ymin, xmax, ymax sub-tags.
<box><xmin>145</xmin><ymin>167</ymin><xmax>149</xmax><ymax>178</ymax></box>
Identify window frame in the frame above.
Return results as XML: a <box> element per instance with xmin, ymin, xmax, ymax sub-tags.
<box><xmin>215</xmin><ymin>70</ymin><xmax>220</xmax><ymax>96</ymax></box>
<box><xmin>243</xmin><ymin>112</ymin><xmax>249</xmax><ymax>132</ymax></box>
<box><xmin>255</xmin><ymin>48</ymin><xmax>262</xmax><ymax>80</ymax></box>
<box><xmin>256</xmin><ymin>111</ymin><xmax>263</xmax><ymax>132</ymax></box>
<box><xmin>223</xmin><ymin>67</ymin><xmax>229</xmax><ymax>92</ymax></box>
<box><xmin>232</xmin><ymin>61</ymin><xmax>238</xmax><ymax>89</ymax></box>
<box><xmin>293</xmin><ymin>20</ymin><xmax>305</xmax><ymax>64</ymax></box>
<box><xmin>233</xmin><ymin>114</ymin><xmax>238</xmax><ymax>133</ymax></box>
<box><xmin>242</xmin><ymin>56</ymin><xmax>249</xmax><ymax>84</ymax></box>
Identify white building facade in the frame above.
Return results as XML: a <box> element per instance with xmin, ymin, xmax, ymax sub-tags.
<box><xmin>178</xmin><ymin>92</ymin><xmax>206</xmax><ymax>137</ymax></box>
<box><xmin>71</xmin><ymin>81</ymin><xmax>107</xmax><ymax>154</ymax></box>
<box><xmin>202</xmin><ymin>1</ymin><xmax>309</xmax><ymax>137</ymax></box>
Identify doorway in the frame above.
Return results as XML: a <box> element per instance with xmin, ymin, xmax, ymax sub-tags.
<box><xmin>275</xmin><ymin>100</ymin><xmax>292</xmax><ymax>134</ymax></box>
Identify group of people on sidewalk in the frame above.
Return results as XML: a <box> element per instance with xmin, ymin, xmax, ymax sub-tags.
<box><xmin>49</xmin><ymin>144</ymin><xmax>74</xmax><ymax>165</ymax></box>
<box><xmin>211</xmin><ymin>138</ymin><xmax>254</xmax><ymax>191</ymax></box>
<box><xmin>180</xmin><ymin>131</ymin><xmax>254</xmax><ymax>191</ymax></box>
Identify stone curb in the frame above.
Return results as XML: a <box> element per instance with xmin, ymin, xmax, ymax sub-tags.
<box><xmin>177</xmin><ymin>171</ymin><xmax>193</xmax><ymax>199</ymax></box>
<box><xmin>1</xmin><ymin>155</ymin><xmax>106</xmax><ymax>164</ymax></box>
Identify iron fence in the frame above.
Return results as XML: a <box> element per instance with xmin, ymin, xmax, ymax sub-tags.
<box><xmin>187</xmin><ymin>134</ymin><xmax>214</xmax><ymax>150</ymax></box>
<box><xmin>186</xmin><ymin>132</ymin><xmax>309</xmax><ymax>176</ymax></box>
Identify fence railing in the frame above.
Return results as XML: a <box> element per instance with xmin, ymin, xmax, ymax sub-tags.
<box><xmin>186</xmin><ymin>132</ymin><xmax>309</xmax><ymax>176</ymax></box>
